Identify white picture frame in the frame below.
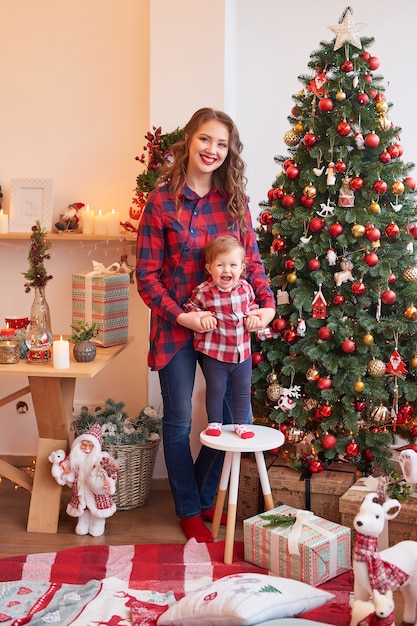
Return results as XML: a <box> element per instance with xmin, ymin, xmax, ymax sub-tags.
<box><xmin>9</xmin><ymin>178</ymin><xmax>54</xmax><ymax>232</ymax></box>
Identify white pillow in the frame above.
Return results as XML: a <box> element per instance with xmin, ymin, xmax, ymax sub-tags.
<box><xmin>157</xmin><ymin>573</ymin><xmax>334</xmax><ymax>626</ymax></box>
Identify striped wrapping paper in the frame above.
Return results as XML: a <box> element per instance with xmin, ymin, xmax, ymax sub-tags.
<box><xmin>244</xmin><ymin>504</ymin><xmax>351</xmax><ymax>586</ymax></box>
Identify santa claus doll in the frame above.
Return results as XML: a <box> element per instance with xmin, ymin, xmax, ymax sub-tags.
<box><xmin>50</xmin><ymin>422</ymin><xmax>118</xmax><ymax>536</ymax></box>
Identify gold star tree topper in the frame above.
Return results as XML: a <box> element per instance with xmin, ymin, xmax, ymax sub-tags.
<box><xmin>328</xmin><ymin>7</ymin><xmax>366</xmax><ymax>51</ymax></box>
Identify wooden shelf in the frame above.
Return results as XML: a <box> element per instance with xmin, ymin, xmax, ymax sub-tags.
<box><xmin>0</xmin><ymin>232</ymin><xmax>136</xmax><ymax>241</ymax></box>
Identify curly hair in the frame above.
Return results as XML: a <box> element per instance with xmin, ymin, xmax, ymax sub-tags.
<box><xmin>156</xmin><ymin>108</ymin><xmax>249</xmax><ymax>232</ymax></box>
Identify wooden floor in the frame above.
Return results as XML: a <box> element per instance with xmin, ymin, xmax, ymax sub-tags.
<box><xmin>0</xmin><ymin>478</ymin><xmax>408</xmax><ymax>625</ymax></box>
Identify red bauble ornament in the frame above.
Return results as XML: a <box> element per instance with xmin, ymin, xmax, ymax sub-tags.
<box><xmin>272</xmin><ymin>317</ymin><xmax>287</xmax><ymax>332</ymax></box>
<box><xmin>381</xmin><ymin>289</ymin><xmax>396</xmax><ymax>305</ymax></box>
<box><xmin>309</xmin><ymin>217</ymin><xmax>325</xmax><ymax>232</ymax></box>
<box><xmin>364</xmin><ymin>252</ymin><xmax>379</xmax><ymax>267</ymax></box>
<box><xmin>352</xmin><ymin>281</ymin><xmax>366</xmax><ymax>296</ymax></box>
<box><xmin>329</xmin><ymin>222</ymin><xmax>344</xmax><ymax>238</ymax></box>
<box><xmin>365</xmin><ymin>226</ymin><xmax>381</xmax><ymax>242</ymax></box>
<box><xmin>259</xmin><ymin>210</ymin><xmax>273</xmax><ymax>226</ymax></box>
<box><xmin>303</xmin><ymin>132</ymin><xmax>317</xmax><ymax>148</ymax></box>
<box><xmin>355</xmin><ymin>400</ymin><xmax>367</xmax><ymax>412</ymax></box>
<box><xmin>334</xmin><ymin>160</ymin><xmax>347</xmax><ymax>174</ymax></box>
<box><xmin>309</xmin><ymin>459</ymin><xmax>324</xmax><ymax>473</ymax></box>
<box><xmin>388</xmin><ymin>273</ymin><xmax>396</xmax><ymax>284</ymax></box>
<box><xmin>317</xmin><ymin>376</ymin><xmax>332</xmax><ymax>390</ymax></box>
<box><xmin>396</xmin><ymin>142</ymin><xmax>404</xmax><ymax>157</ymax></box>
<box><xmin>283</xmin><ymin>159</ymin><xmax>294</xmax><ymax>171</ymax></box>
<box><xmin>320</xmin><ymin>404</ymin><xmax>334</xmax><ymax>418</ymax></box>
<box><xmin>267</xmin><ymin>189</ymin><xmax>275</xmax><ymax>202</ymax></box>
<box><xmin>273</xmin><ymin>187</ymin><xmax>284</xmax><ymax>200</ymax></box>
<box><xmin>405</xmin><ymin>177</ymin><xmax>417</xmax><ymax>191</ymax></box>
<box><xmin>341</xmin><ymin>60</ymin><xmax>354</xmax><ymax>73</ymax></box>
<box><xmin>357</xmin><ymin>93</ymin><xmax>369</xmax><ymax>106</ymax></box>
<box><xmin>385</xmin><ymin>223</ymin><xmax>400</xmax><ymax>238</ymax></box>
<box><xmin>363</xmin><ymin>449</ymin><xmax>374</xmax><ymax>462</ymax></box>
<box><xmin>373</xmin><ymin>179</ymin><xmax>388</xmax><ymax>194</ymax></box>
<box><xmin>317</xmin><ymin>326</ymin><xmax>333</xmax><ymax>341</ymax></box>
<box><xmin>368</xmin><ymin>56</ymin><xmax>380</xmax><ymax>70</ymax></box>
<box><xmin>379</xmin><ymin>150</ymin><xmax>391</xmax><ymax>164</ymax></box>
<box><xmin>350</xmin><ymin>176</ymin><xmax>364</xmax><ymax>191</ymax></box>
<box><xmin>411</xmin><ymin>426</ymin><xmax>417</xmax><ymax>437</ymax></box>
<box><xmin>281</xmin><ymin>194</ymin><xmax>296</xmax><ymax>208</ymax></box>
<box><xmin>271</xmin><ymin>237</ymin><xmax>286</xmax><ymax>253</ymax></box>
<box><xmin>345</xmin><ymin>441</ymin><xmax>360</xmax><ymax>457</ymax></box>
<box><xmin>321</xmin><ymin>433</ymin><xmax>337</xmax><ymax>450</ymax></box>
<box><xmin>374</xmin><ymin>92</ymin><xmax>386</xmax><ymax>102</ymax></box>
<box><xmin>364</xmin><ymin>132</ymin><xmax>380</xmax><ymax>148</ymax></box>
<box><xmin>333</xmin><ymin>294</ymin><xmax>345</xmax><ymax>306</ymax></box>
<box><xmin>300</xmin><ymin>195</ymin><xmax>315</xmax><ymax>208</ymax></box>
<box><xmin>307</xmin><ymin>258</ymin><xmax>321</xmax><ymax>271</ymax></box>
<box><xmin>361</xmin><ymin>51</ymin><xmax>371</xmax><ymax>61</ymax></box>
<box><xmin>387</xmin><ymin>144</ymin><xmax>400</xmax><ymax>159</ymax></box>
<box><xmin>252</xmin><ymin>352</ymin><xmax>263</xmax><ymax>367</ymax></box>
<box><xmin>337</xmin><ymin>122</ymin><xmax>351</xmax><ymax>137</ymax></box>
<box><xmin>397</xmin><ymin>403</ymin><xmax>414</xmax><ymax>422</ymax></box>
<box><xmin>318</xmin><ymin>97</ymin><xmax>333</xmax><ymax>112</ymax></box>
<box><xmin>284</xmin><ymin>259</ymin><xmax>295</xmax><ymax>271</ymax></box>
<box><xmin>286</xmin><ymin>165</ymin><xmax>300</xmax><ymax>180</ymax></box>
<box><xmin>364</xmin><ymin>73</ymin><xmax>372</xmax><ymax>84</ymax></box>
<box><xmin>283</xmin><ymin>329</ymin><xmax>297</xmax><ymax>343</ymax></box>
<box><xmin>341</xmin><ymin>338</ymin><xmax>356</xmax><ymax>353</ymax></box>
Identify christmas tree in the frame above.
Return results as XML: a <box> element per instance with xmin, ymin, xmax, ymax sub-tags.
<box><xmin>252</xmin><ymin>7</ymin><xmax>417</xmax><ymax>475</ymax></box>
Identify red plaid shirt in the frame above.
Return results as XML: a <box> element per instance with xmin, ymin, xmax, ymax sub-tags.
<box><xmin>184</xmin><ymin>277</ymin><xmax>257</xmax><ymax>363</ymax></box>
<box><xmin>136</xmin><ymin>183</ymin><xmax>275</xmax><ymax>370</ymax></box>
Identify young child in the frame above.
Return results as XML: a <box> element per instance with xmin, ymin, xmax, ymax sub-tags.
<box><xmin>184</xmin><ymin>235</ymin><xmax>261</xmax><ymax>439</ymax></box>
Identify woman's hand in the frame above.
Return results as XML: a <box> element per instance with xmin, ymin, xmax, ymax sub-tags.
<box><xmin>177</xmin><ymin>311</ymin><xmax>217</xmax><ymax>332</ymax></box>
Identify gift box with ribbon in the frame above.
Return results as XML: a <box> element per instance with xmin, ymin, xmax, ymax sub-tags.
<box><xmin>72</xmin><ymin>261</ymin><xmax>129</xmax><ymax>347</ymax></box>
<box><xmin>243</xmin><ymin>504</ymin><xmax>351</xmax><ymax>586</ymax></box>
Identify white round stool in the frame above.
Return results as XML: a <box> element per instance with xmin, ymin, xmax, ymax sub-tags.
<box><xmin>200</xmin><ymin>424</ymin><xmax>284</xmax><ymax>564</ymax></box>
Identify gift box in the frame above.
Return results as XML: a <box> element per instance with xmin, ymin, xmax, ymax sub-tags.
<box><xmin>268</xmin><ymin>461</ymin><xmax>356</xmax><ymax>524</ymax></box>
<box><xmin>72</xmin><ymin>269</ymin><xmax>129</xmax><ymax>347</ymax></box>
<box><xmin>244</xmin><ymin>504</ymin><xmax>351</xmax><ymax>586</ymax></box>
<box><xmin>339</xmin><ymin>477</ymin><xmax>417</xmax><ymax>548</ymax></box>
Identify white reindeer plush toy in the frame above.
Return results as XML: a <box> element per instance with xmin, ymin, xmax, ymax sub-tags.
<box><xmin>350</xmin><ymin>588</ymin><xmax>394</xmax><ymax>626</ymax></box>
<box><xmin>352</xmin><ymin>492</ymin><xmax>417</xmax><ymax>624</ymax></box>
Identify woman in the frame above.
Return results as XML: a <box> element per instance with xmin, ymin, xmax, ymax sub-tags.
<box><xmin>136</xmin><ymin>108</ymin><xmax>275</xmax><ymax>543</ymax></box>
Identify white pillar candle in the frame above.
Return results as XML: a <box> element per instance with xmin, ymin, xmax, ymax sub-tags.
<box><xmin>93</xmin><ymin>209</ymin><xmax>107</xmax><ymax>235</ymax></box>
<box><xmin>0</xmin><ymin>209</ymin><xmax>9</xmax><ymax>234</ymax></box>
<box><xmin>106</xmin><ymin>208</ymin><xmax>121</xmax><ymax>236</ymax></box>
<box><xmin>53</xmin><ymin>335</ymin><xmax>70</xmax><ymax>369</ymax></box>
<box><xmin>81</xmin><ymin>205</ymin><xmax>94</xmax><ymax>235</ymax></box>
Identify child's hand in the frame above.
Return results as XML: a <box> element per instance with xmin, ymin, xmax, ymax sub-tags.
<box><xmin>245</xmin><ymin>311</ymin><xmax>263</xmax><ymax>331</ymax></box>
<box><xmin>200</xmin><ymin>314</ymin><xmax>217</xmax><ymax>331</ymax></box>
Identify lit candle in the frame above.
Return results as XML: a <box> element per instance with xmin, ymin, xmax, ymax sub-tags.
<box><xmin>0</xmin><ymin>209</ymin><xmax>9</xmax><ymax>234</ymax></box>
<box><xmin>53</xmin><ymin>335</ymin><xmax>70</xmax><ymax>369</ymax></box>
<box><xmin>0</xmin><ymin>324</ymin><xmax>14</xmax><ymax>338</ymax></box>
<box><xmin>106</xmin><ymin>208</ymin><xmax>121</xmax><ymax>236</ymax></box>
<box><xmin>81</xmin><ymin>205</ymin><xmax>94</xmax><ymax>235</ymax></box>
<box><xmin>93</xmin><ymin>209</ymin><xmax>107</xmax><ymax>235</ymax></box>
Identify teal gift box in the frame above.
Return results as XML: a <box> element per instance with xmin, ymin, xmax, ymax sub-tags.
<box><xmin>243</xmin><ymin>504</ymin><xmax>351</xmax><ymax>586</ymax></box>
<box><xmin>72</xmin><ymin>271</ymin><xmax>129</xmax><ymax>347</ymax></box>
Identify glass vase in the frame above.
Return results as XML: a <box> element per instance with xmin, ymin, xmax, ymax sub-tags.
<box><xmin>30</xmin><ymin>286</ymin><xmax>52</xmax><ymax>331</ymax></box>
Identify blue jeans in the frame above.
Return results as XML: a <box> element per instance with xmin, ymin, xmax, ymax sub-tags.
<box><xmin>158</xmin><ymin>339</ymin><xmax>233</xmax><ymax>519</ymax></box>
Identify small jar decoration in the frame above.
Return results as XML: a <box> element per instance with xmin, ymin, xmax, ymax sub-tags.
<box><xmin>70</xmin><ymin>321</ymin><xmax>99</xmax><ymax>363</ymax></box>
<box><xmin>0</xmin><ymin>341</ymin><xmax>20</xmax><ymax>364</ymax></box>
<box><xmin>26</xmin><ymin>326</ymin><xmax>53</xmax><ymax>363</ymax></box>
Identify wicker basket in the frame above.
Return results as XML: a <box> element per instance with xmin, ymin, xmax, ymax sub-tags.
<box><xmin>103</xmin><ymin>440</ymin><xmax>160</xmax><ymax>511</ymax></box>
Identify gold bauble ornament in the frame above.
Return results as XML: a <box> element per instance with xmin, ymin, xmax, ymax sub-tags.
<box><xmin>354</xmin><ymin>379</ymin><xmax>365</xmax><ymax>393</ymax></box>
<box><xmin>267</xmin><ymin>382</ymin><xmax>284</xmax><ymax>402</ymax></box>
<box><xmin>362</xmin><ymin>333</ymin><xmax>374</xmax><ymax>345</ymax></box>
<box><xmin>336</xmin><ymin>90</ymin><xmax>346</xmax><ymax>101</ymax></box>
<box><xmin>295</xmin><ymin>122</ymin><xmax>304</xmax><ymax>134</ymax></box>
<box><xmin>303</xmin><ymin>184</ymin><xmax>317</xmax><ymax>199</ymax></box>
<box><xmin>391</xmin><ymin>181</ymin><xmax>405</xmax><ymax>195</ymax></box>
<box><xmin>286</xmin><ymin>426</ymin><xmax>305</xmax><ymax>444</ymax></box>
<box><xmin>403</xmin><ymin>265</ymin><xmax>417</xmax><ymax>282</ymax></box>
<box><xmin>284</xmin><ymin>130</ymin><xmax>300</xmax><ymax>146</ymax></box>
<box><xmin>404</xmin><ymin>304</ymin><xmax>417</xmax><ymax>319</ymax></box>
<box><xmin>370</xmin><ymin>403</ymin><xmax>391</xmax><ymax>423</ymax></box>
<box><xmin>367</xmin><ymin>358</ymin><xmax>387</xmax><ymax>377</ymax></box>
<box><xmin>306</xmin><ymin>367</ymin><xmax>320</xmax><ymax>381</ymax></box>
<box><xmin>378</xmin><ymin>114</ymin><xmax>391</xmax><ymax>131</ymax></box>
<box><xmin>369</xmin><ymin>201</ymin><xmax>380</xmax><ymax>214</ymax></box>
<box><xmin>410</xmin><ymin>356</ymin><xmax>417</xmax><ymax>368</ymax></box>
<box><xmin>287</xmin><ymin>271</ymin><xmax>297</xmax><ymax>283</ymax></box>
<box><xmin>351</xmin><ymin>224</ymin><xmax>365</xmax><ymax>237</ymax></box>
<box><xmin>375</xmin><ymin>100</ymin><xmax>388</xmax><ymax>114</ymax></box>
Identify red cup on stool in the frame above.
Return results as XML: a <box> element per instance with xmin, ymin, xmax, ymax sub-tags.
<box><xmin>5</xmin><ymin>317</ymin><xmax>30</xmax><ymax>330</ymax></box>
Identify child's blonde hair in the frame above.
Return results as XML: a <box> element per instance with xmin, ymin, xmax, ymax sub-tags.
<box><xmin>204</xmin><ymin>235</ymin><xmax>245</xmax><ymax>265</ymax></box>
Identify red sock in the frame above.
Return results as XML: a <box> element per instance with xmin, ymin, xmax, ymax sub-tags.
<box><xmin>205</xmin><ymin>423</ymin><xmax>222</xmax><ymax>436</ymax></box>
<box><xmin>234</xmin><ymin>424</ymin><xmax>255</xmax><ymax>439</ymax></box>
<box><xmin>180</xmin><ymin>516</ymin><xmax>213</xmax><ymax>543</ymax></box>
<box><xmin>201</xmin><ymin>506</ymin><xmax>227</xmax><ymax>526</ymax></box>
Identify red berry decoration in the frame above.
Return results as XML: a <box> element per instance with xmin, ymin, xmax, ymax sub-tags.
<box><xmin>368</xmin><ymin>56</ymin><xmax>380</xmax><ymax>70</ymax></box>
<box><xmin>357</xmin><ymin>93</ymin><xmax>369</xmax><ymax>106</ymax></box>
<box><xmin>334</xmin><ymin>160</ymin><xmax>347</xmax><ymax>174</ymax></box>
<box><xmin>272</xmin><ymin>317</ymin><xmax>287</xmax><ymax>332</ymax></box>
<box><xmin>341</xmin><ymin>60</ymin><xmax>354</xmax><ymax>73</ymax></box>
<box><xmin>309</xmin><ymin>217</ymin><xmax>325</xmax><ymax>232</ymax></box>
<box><xmin>303</xmin><ymin>132</ymin><xmax>317</xmax><ymax>148</ymax></box>
<box><xmin>318</xmin><ymin>97</ymin><xmax>333</xmax><ymax>112</ymax></box>
<box><xmin>373</xmin><ymin>179</ymin><xmax>388</xmax><ymax>194</ymax></box>
<box><xmin>345</xmin><ymin>441</ymin><xmax>360</xmax><ymax>457</ymax></box>
<box><xmin>364</xmin><ymin>252</ymin><xmax>379</xmax><ymax>267</ymax></box>
<box><xmin>309</xmin><ymin>459</ymin><xmax>324</xmax><ymax>473</ymax></box>
<box><xmin>337</xmin><ymin>122</ymin><xmax>351</xmax><ymax>137</ymax></box>
<box><xmin>321</xmin><ymin>433</ymin><xmax>337</xmax><ymax>450</ymax></box>
<box><xmin>252</xmin><ymin>352</ymin><xmax>263</xmax><ymax>367</ymax></box>
<box><xmin>365</xmin><ymin>226</ymin><xmax>381</xmax><ymax>243</ymax></box>
<box><xmin>352</xmin><ymin>281</ymin><xmax>366</xmax><ymax>296</ymax></box>
<box><xmin>364</xmin><ymin>132</ymin><xmax>380</xmax><ymax>148</ymax></box>
<box><xmin>341</xmin><ymin>338</ymin><xmax>356</xmax><ymax>353</ymax></box>
<box><xmin>281</xmin><ymin>194</ymin><xmax>296</xmax><ymax>208</ymax></box>
<box><xmin>385</xmin><ymin>223</ymin><xmax>400</xmax><ymax>238</ymax></box>
<box><xmin>317</xmin><ymin>326</ymin><xmax>333</xmax><ymax>341</ymax></box>
<box><xmin>317</xmin><ymin>376</ymin><xmax>332</xmax><ymax>390</ymax></box>
<box><xmin>307</xmin><ymin>258</ymin><xmax>321</xmax><ymax>271</ymax></box>
<box><xmin>381</xmin><ymin>289</ymin><xmax>396</xmax><ymax>305</ymax></box>
<box><xmin>349</xmin><ymin>176</ymin><xmax>364</xmax><ymax>191</ymax></box>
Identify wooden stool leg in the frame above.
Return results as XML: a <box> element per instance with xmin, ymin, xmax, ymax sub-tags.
<box><xmin>224</xmin><ymin>451</ymin><xmax>240</xmax><ymax>565</ymax></box>
<box><xmin>212</xmin><ymin>451</ymin><xmax>232</xmax><ymax>538</ymax></box>
<box><xmin>254</xmin><ymin>450</ymin><xmax>274</xmax><ymax>511</ymax></box>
